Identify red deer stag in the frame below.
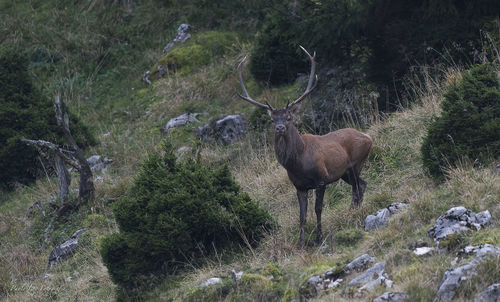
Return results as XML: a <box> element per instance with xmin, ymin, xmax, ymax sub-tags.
<box><xmin>237</xmin><ymin>46</ymin><xmax>373</xmax><ymax>247</ymax></box>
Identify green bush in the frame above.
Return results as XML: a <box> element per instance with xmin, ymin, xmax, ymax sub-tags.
<box><xmin>151</xmin><ymin>31</ymin><xmax>238</xmax><ymax>77</ymax></box>
<box><xmin>101</xmin><ymin>142</ymin><xmax>272</xmax><ymax>291</ymax></box>
<box><xmin>421</xmin><ymin>64</ymin><xmax>500</xmax><ymax>179</ymax></box>
<box><xmin>0</xmin><ymin>47</ymin><xmax>95</xmax><ymax>189</ymax></box>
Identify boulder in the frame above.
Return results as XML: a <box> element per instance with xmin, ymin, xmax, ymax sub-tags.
<box><xmin>470</xmin><ymin>283</ymin><xmax>500</xmax><ymax>302</ymax></box>
<box><xmin>343</xmin><ymin>254</ymin><xmax>375</xmax><ymax>274</ymax></box>
<box><xmin>162</xmin><ymin>112</ymin><xmax>200</xmax><ymax>132</ymax></box>
<box><xmin>87</xmin><ymin>155</ymin><xmax>112</xmax><ymax>173</ymax></box>
<box><xmin>365</xmin><ymin>203</ymin><xmax>408</xmax><ymax>231</ymax></box>
<box><xmin>373</xmin><ymin>292</ymin><xmax>410</xmax><ymax>302</ymax></box>
<box><xmin>198</xmin><ymin>115</ymin><xmax>246</xmax><ymax>144</ymax></box>
<box><xmin>428</xmin><ymin>207</ymin><xmax>492</xmax><ymax>244</ymax></box>
<box><xmin>48</xmin><ymin>228</ymin><xmax>89</xmax><ymax>267</ymax></box>
<box><xmin>435</xmin><ymin>244</ymin><xmax>500</xmax><ymax>301</ymax></box>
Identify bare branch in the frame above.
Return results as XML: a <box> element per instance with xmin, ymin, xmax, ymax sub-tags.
<box><xmin>21</xmin><ymin>138</ymin><xmax>80</xmax><ymax>169</ymax></box>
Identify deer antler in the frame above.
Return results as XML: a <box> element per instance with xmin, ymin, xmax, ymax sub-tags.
<box><xmin>287</xmin><ymin>46</ymin><xmax>318</xmax><ymax>108</ymax></box>
<box><xmin>237</xmin><ymin>57</ymin><xmax>274</xmax><ymax>110</ymax></box>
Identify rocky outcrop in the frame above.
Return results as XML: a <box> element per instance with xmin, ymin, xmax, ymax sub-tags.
<box><xmin>163</xmin><ymin>24</ymin><xmax>192</xmax><ymax>54</ymax></box>
<box><xmin>373</xmin><ymin>292</ymin><xmax>410</xmax><ymax>302</ymax></box>
<box><xmin>365</xmin><ymin>203</ymin><xmax>408</xmax><ymax>231</ymax></box>
<box><xmin>143</xmin><ymin>24</ymin><xmax>192</xmax><ymax>84</ymax></box>
<box><xmin>162</xmin><ymin>112</ymin><xmax>200</xmax><ymax>132</ymax></box>
<box><xmin>48</xmin><ymin>228</ymin><xmax>89</xmax><ymax>267</ymax></box>
<box><xmin>300</xmin><ymin>255</ymin><xmax>394</xmax><ymax>299</ymax></box>
<box><xmin>434</xmin><ymin>244</ymin><xmax>500</xmax><ymax>301</ymax></box>
<box><xmin>198</xmin><ymin>115</ymin><xmax>246</xmax><ymax>144</ymax></box>
<box><xmin>428</xmin><ymin>207</ymin><xmax>492</xmax><ymax>244</ymax></box>
<box><xmin>470</xmin><ymin>283</ymin><xmax>500</xmax><ymax>302</ymax></box>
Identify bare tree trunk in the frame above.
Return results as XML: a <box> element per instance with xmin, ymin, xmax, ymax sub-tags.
<box><xmin>55</xmin><ymin>153</ymin><xmax>71</xmax><ymax>203</ymax></box>
<box><xmin>54</xmin><ymin>95</ymin><xmax>94</xmax><ymax>203</ymax></box>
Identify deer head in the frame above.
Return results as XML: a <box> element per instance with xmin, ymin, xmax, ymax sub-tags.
<box><xmin>237</xmin><ymin>46</ymin><xmax>318</xmax><ymax>136</ymax></box>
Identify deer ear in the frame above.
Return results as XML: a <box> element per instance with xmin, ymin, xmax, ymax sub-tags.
<box><xmin>288</xmin><ymin>103</ymin><xmax>301</xmax><ymax>115</ymax></box>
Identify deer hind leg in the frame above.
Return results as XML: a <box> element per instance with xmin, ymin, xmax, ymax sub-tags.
<box><xmin>297</xmin><ymin>189</ymin><xmax>308</xmax><ymax>248</ymax></box>
<box><xmin>341</xmin><ymin>167</ymin><xmax>366</xmax><ymax>209</ymax></box>
<box><xmin>315</xmin><ymin>185</ymin><xmax>326</xmax><ymax>245</ymax></box>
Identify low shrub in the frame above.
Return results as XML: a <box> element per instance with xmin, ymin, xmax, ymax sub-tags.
<box><xmin>100</xmin><ymin>142</ymin><xmax>272</xmax><ymax>294</ymax></box>
<box><xmin>421</xmin><ymin>64</ymin><xmax>500</xmax><ymax>179</ymax></box>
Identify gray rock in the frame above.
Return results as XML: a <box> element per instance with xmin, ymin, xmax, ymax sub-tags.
<box><xmin>387</xmin><ymin>202</ymin><xmax>409</xmax><ymax>215</ymax></box>
<box><xmin>48</xmin><ymin>228</ymin><xmax>89</xmax><ymax>267</ymax></box>
<box><xmin>428</xmin><ymin>207</ymin><xmax>493</xmax><ymax>244</ymax></box>
<box><xmin>357</xmin><ymin>271</ymin><xmax>394</xmax><ymax>294</ymax></box>
<box><xmin>373</xmin><ymin>292</ymin><xmax>410</xmax><ymax>302</ymax></box>
<box><xmin>365</xmin><ymin>203</ymin><xmax>408</xmax><ymax>231</ymax></box>
<box><xmin>470</xmin><ymin>283</ymin><xmax>500</xmax><ymax>302</ymax></box>
<box><xmin>163</xmin><ymin>24</ymin><xmax>192</xmax><ymax>54</ymax></box>
<box><xmin>301</xmin><ymin>274</ymin><xmax>343</xmax><ymax>298</ymax></box>
<box><xmin>162</xmin><ymin>113</ymin><xmax>200</xmax><ymax>132</ymax></box>
<box><xmin>435</xmin><ymin>263</ymin><xmax>477</xmax><ymax>301</ymax></box>
<box><xmin>201</xmin><ymin>277</ymin><xmax>222</xmax><ymax>287</ymax></box>
<box><xmin>87</xmin><ymin>155</ymin><xmax>112</xmax><ymax>173</ymax></box>
<box><xmin>142</xmin><ymin>70</ymin><xmax>151</xmax><ymax>85</ymax></box>
<box><xmin>343</xmin><ymin>254</ymin><xmax>375</xmax><ymax>274</ymax></box>
<box><xmin>349</xmin><ymin>262</ymin><xmax>386</xmax><ymax>287</ymax></box>
<box><xmin>231</xmin><ymin>270</ymin><xmax>243</xmax><ymax>282</ymax></box>
<box><xmin>435</xmin><ymin>244</ymin><xmax>500</xmax><ymax>301</ymax></box>
<box><xmin>413</xmin><ymin>246</ymin><xmax>437</xmax><ymax>256</ymax></box>
<box><xmin>198</xmin><ymin>115</ymin><xmax>246</xmax><ymax>144</ymax></box>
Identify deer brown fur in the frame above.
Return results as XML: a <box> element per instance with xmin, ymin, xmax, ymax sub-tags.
<box><xmin>237</xmin><ymin>47</ymin><xmax>372</xmax><ymax>247</ymax></box>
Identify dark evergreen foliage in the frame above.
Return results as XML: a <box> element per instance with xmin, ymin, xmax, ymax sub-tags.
<box><xmin>421</xmin><ymin>64</ymin><xmax>500</xmax><ymax>179</ymax></box>
<box><xmin>101</xmin><ymin>142</ymin><xmax>272</xmax><ymax>291</ymax></box>
<box><xmin>0</xmin><ymin>47</ymin><xmax>95</xmax><ymax>189</ymax></box>
<box><xmin>250</xmin><ymin>0</ymin><xmax>499</xmax><ymax>110</ymax></box>
<box><xmin>365</xmin><ymin>0</ymin><xmax>500</xmax><ymax>109</ymax></box>
<box><xmin>250</xmin><ymin>0</ymin><xmax>366</xmax><ymax>85</ymax></box>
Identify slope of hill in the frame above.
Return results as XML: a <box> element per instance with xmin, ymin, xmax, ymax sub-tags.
<box><xmin>0</xmin><ymin>2</ymin><xmax>499</xmax><ymax>301</ymax></box>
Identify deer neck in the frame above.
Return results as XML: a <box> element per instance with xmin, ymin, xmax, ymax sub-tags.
<box><xmin>274</xmin><ymin>125</ymin><xmax>305</xmax><ymax>169</ymax></box>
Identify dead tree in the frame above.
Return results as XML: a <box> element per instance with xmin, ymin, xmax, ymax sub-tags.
<box><xmin>53</xmin><ymin>95</ymin><xmax>94</xmax><ymax>202</ymax></box>
<box><xmin>21</xmin><ymin>95</ymin><xmax>94</xmax><ymax>205</ymax></box>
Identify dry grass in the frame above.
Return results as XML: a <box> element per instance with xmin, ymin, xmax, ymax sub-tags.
<box><xmin>2</xmin><ymin>38</ymin><xmax>500</xmax><ymax>301</ymax></box>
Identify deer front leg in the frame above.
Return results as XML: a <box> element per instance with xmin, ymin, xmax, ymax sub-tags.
<box><xmin>315</xmin><ymin>185</ymin><xmax>325</xmax><ymax>245</ymax></box>
<box><xmin>297</xmin><ymin>189</ymin><xmax>308</xmax><ymax>248</ymax></box>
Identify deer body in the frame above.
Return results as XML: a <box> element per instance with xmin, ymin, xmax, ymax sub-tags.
<box><xmin>277</xmin><ymin>127</ymin><xmax>372</xmax><ymax>191</ymax></box>
<box><xmin>237</xmin><ymin>46</ymin><xmax>372</xmax><ymax>247</ymax></box>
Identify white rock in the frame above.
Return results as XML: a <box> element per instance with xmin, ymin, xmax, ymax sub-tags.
<box><xmin>201</xmin><ymin>277</ymin><xmax>222</xmax><ymax>287</ymax></box>
<box><xmin>413</xmin><ymin>246</ymin><xmax>436</xmax><ymax>256</ymax></box>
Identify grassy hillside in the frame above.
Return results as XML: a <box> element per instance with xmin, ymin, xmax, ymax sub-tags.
<box><xmin>1</xmin><ymin>2</ymin><xmax>499</xmax><ymax>302</ymax></box>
